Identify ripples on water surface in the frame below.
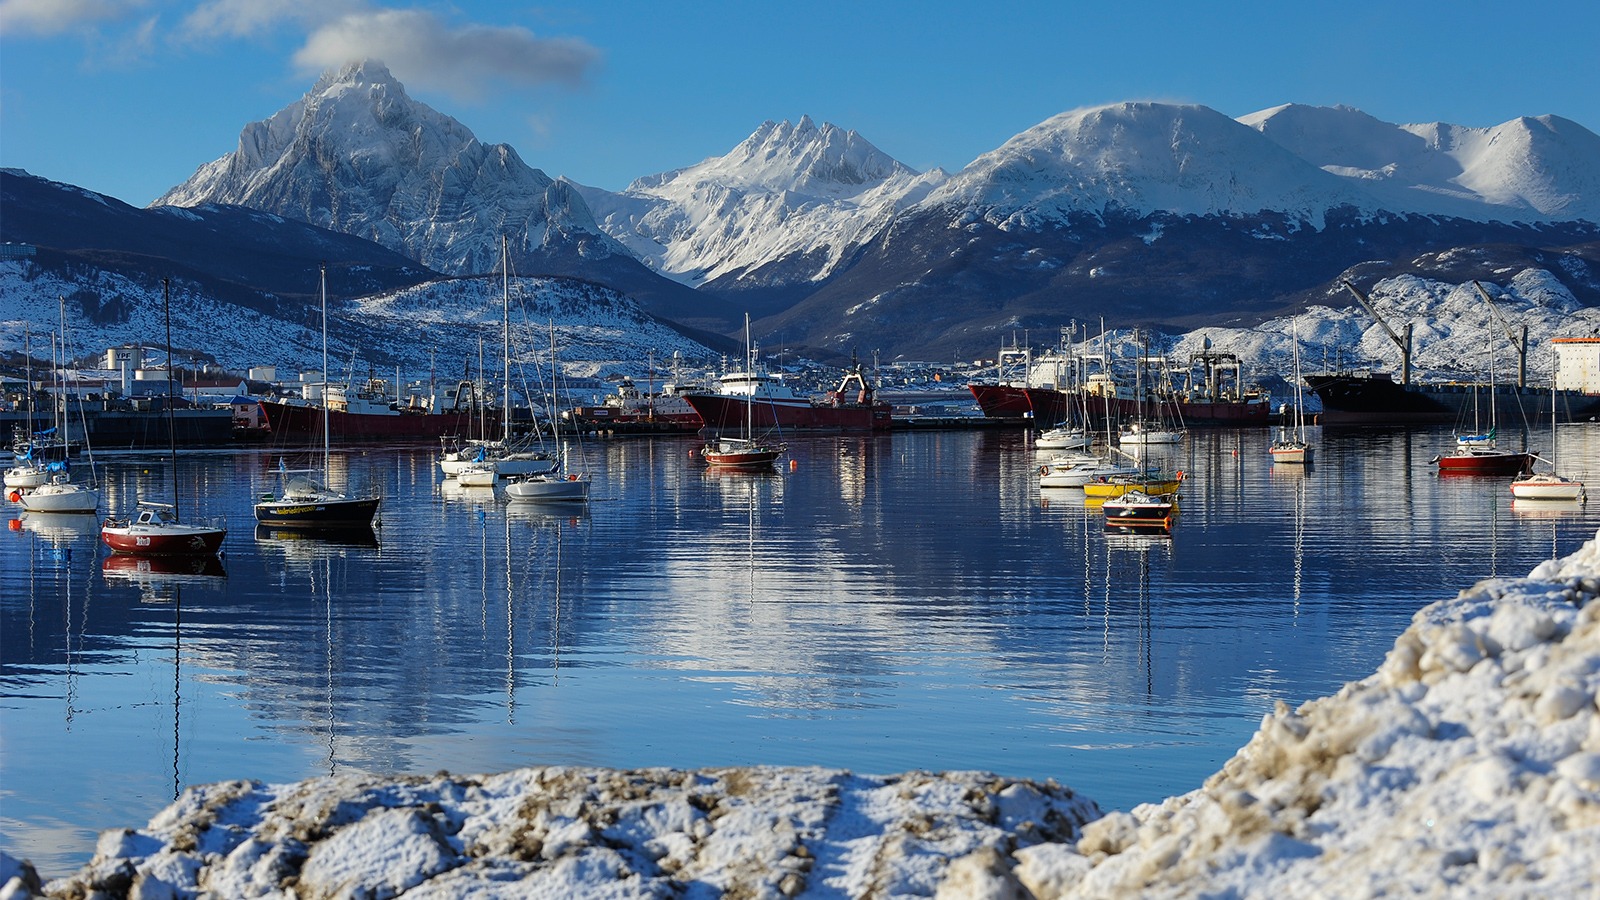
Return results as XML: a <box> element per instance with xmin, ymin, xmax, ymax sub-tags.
<box><xmin>4</xmin><ymin>425</ymin><xmax>1599</xmax><ymax>875</ymax></box>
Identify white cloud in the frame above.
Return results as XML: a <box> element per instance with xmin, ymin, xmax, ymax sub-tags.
<box><xmin>0</xmin><ymin>0</ymin><xmax>147</xmax><ymax>36</ymax></box>
<box><xmin>292</xmin><ymin>9</ymin><xmax>600</xmax><ymax>101</ymax></box>
<box><xmin>179</xmin><ymin>0</ymin><xmax>364</xmax><ymax>41</ymax></box>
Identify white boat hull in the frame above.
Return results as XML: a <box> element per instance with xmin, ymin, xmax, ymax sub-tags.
<box><xmin>1039</xmin><ymin>457</ymin><xmax>1138</xmax><ymax>488</ymax></box>
<box><xmin>5</xmin><ymin>466</ymin><xmax>49</xmax><ymax>489</ymax></box>
<box><xmin>1270</xmin><ymin>443</ymin><xmax>1313</xmax><ymax>465</ymax></box>
<box><xmin>455</xmin><ymin>465</ymin><xmax>498</xmax><ymax>486</ymax></box>
<box><xmin>1509</xmin><ymin>475</ymin><xmax>1585</xmax><ymax>501</ymax></box>
<box><xmin>505</xmin><ymin>473</ymin><xmax>590</xmax><ymax>501</ymax></box>
<box><xmin>19</xmin><ymin>482</ymin><xmax>100</xmax><ymax>513</ymax></box>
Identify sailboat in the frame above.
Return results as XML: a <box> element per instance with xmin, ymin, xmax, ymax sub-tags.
<box><xmin>254</xmin><ymin>266</ymin><xmax>383</xmax><ymax>529</ymax></box>
<box><xmin>1269</xmin><ymin>317</ymin><xmax>1314</xmax><ymax>465</ymax></box>
<box><xmin>438</xmin><ymin>236</ymin><xmax>556</xmax><ymax>479</ymax></box>
<box><xmin>102</xmin><ymin>279</ymin><xmax>227</xmax><ymax>556</ymax></box>
<box><xmin>20</xmin><ymin>301</ymin><xmax>101</xmax><ymax>513</ymax></box>
<box><xmin>1118</xmin><ymin>334</ymin><xmax>1185</xmax><ymax>446</ymax></box>
<box><xmin>701</xmin><ymin>313</ymin><xmax>787</xmax><ymax>470</ymax></box>
<box><xmin>1510</xmin><ymin>372</ymin><xmax>1585</xmax><ymax>501</ymax></box>
<box><xmin>1433</xmin><ymin>326</ymin><xmax>1531</xmax><ymax>476</ymax></box>
<box><xmin>505</xmin><ymin>322</ymin><xmax>592</xmax><ymax>502</ymax></box>
<box><xmin>6</xmin><ymin>326</ymin><xmax>56</xmax><ymax>492</ymax></box>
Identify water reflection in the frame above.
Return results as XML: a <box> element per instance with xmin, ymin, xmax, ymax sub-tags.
<box><xmin>5</xmin><ymin>426</ymin><xmax>1600</xmax><ymax>878</ymax></box>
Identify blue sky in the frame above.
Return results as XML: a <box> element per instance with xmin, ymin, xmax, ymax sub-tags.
<box><xmin>3</xmin><ymin>1</ymin><xmax>1597</xmax><ymax>207</ymax></box>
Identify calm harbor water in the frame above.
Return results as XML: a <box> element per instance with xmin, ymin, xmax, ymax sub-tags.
<box><xmin>4</xmin><ymin>424</ymin><xmax>1600</xmax><ymax>876</ymax></box>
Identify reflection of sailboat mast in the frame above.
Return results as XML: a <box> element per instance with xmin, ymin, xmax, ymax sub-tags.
<box><xmin>64</xmin><ymin>541</ymin><xmax>77</xmax><ymax>726</ymax></box>
<box><xmin>552</xmin><ymin>516</ymin><xmax>563</xmax><ymax>682</ymax></box>
<box><xmin>1293</xmin><ymin>477</ymin><xmax>1305</xmax><ymax>621</ymax></box>
<box><xmin>1139</xmin><ymin>541</ymin><xmax>1152</xmax><ymax>698</ymax></box>
<box><xmin>505</xmin><ymin>511</ymin><xmax>516</xmax><ymax>724</ymax></box>
<box><xmin>172</xmin><ymin>586</ymin><xmax>183</xmax><ymax>801</ymax></box>
<box><xmin>323</xmin><ymin>553</ymin><xmax>336</xmax><ymax>775</ymax></box>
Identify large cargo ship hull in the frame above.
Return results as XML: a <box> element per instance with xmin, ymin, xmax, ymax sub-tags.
<box><xmin>968</xmin><ymin>385</ymin><xmax>1271</xmax><ymax>427</ymax></box>
<box><xmin>967</xmin><ymin>384</ymin><xmax>1033</xmax><ymax>418</ymax></box>
<box><xmin>1304</xmin><ymin>374</ymin><xmax>1600</xmax><ymax>425</ymax></box>
<box><xmin>261</xmin><ymin>400</ymin><xmax>495</xmax><ymax>444</ymax></box>
<box><xmin>684</xmin><ymin>394</ymin><xmax>891</xmax><ymax>432</ymax></box>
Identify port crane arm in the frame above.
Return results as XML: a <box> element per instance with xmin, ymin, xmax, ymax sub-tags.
<box><xmin>1472</xmin><ymin>281</ymin><xmax>1528</xmax><ymax>388</ymax></box>
<box><xmin>1340</xmin><ymin>280</ymin><xmax>1414</xmax><ymax>386</ymax></box>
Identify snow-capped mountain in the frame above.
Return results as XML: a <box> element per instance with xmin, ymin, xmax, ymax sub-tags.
<box><xmin>19</xmin><ymin>58</ymin><xmax>1600</xmax><ymax>366</ymax></box>
<box><xmin>153</xmin><ymin>60</ymin><xmax>732</xmax><ymax>332</ymax></box>
<box><xmin>574</xmin><ymin>116</ymin><xmax>946</xmax><ymax>290</ymax></box>
<box><xmin>1240</xmin><ymin>104</ymin><xmax>1600</xmax><ymax>222</ymax></box>
<box><xmin>155</xmin><ymin>60</ymin><xmax>628</xmax><ymax>278</ymax></box>
<box><xmin>917</xmin><ymin>102</ymin><xmax>1380</xmax><ymax>227</ymax></box>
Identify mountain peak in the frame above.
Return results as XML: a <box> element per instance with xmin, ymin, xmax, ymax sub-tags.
<box><xmin>313</xmin><ymin>58</ymin><xmax>403</xmax><ymax>93</ymax></box>
<box><xmin>152</xmin><ymin>62</ymin><xmax>626</xmax><ymax>276</ymax></box>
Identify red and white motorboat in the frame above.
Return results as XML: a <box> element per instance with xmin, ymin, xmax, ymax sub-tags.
<box><xmin>102</xmin><ymin>501</ymin><xmax>226</xmax><ymax>556</ymax></box>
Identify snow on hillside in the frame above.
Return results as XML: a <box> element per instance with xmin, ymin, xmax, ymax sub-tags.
<box><xmin>0</xmin><ymin>261</ymin><xmax>717</xmax><ymax>384</ymax></box>
<box><xmin>1160</xmin><ymin>268</ymin><xmax>1600</xmax><ymax>386</ymax></box>
<box><xmin>1242</xmin><ymin>105</ymin><xmax>1600</xmax><ymax>222</ymax></box>
<box><xmin>919</xmin><ymin>102</ymin><xmax>1380</xmax><ymax>228</ymax></box>
<box><xmin>575</xmin><ymin>117</ymin><xmax>946</xmax><ymax>287</ymax></box>
<box><xmin>19</xmin><ymin>533</ymin><xmax>1600</xmax><ymax>898</ymax></box>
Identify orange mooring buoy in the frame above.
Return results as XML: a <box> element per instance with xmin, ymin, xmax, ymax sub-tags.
<box><xmin>789</xmin><ymin>459</ymin><xmax>798</xmax><ymax>471</ymax></box>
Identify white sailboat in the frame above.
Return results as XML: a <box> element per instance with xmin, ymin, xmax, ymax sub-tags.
<box><xmin>21</xmin><ymin>304</ymin><xmax>101</xmax><ymax>514</ymax></box>
<box><xmin>5</xmin><ymin>325</ymin><xmax>52</xmax><ymax>492</ymax></box>
<box><xmin>439</xmin><ymin>236</ymin><xmax>556</xmax><ymax>479</ymax></box>
<box><xmin>1510</xmin><ymin>371</ymin><xmax>1585</xmax><ymax>501</ymax></box>
<box><xmin>1270</xmin><ymin>317</ymin><xmax>1313</xmax><ymax>465</ymax></box>
<box><xmin>254</xmin><ymin>266</ymin><xmax>383</xmax><ymax>529</ymax></box>
<box><xmin>1118</xmin><ymin>334</ymin><xmax>1185</xmax><ymax>446</ymax></box>
<box><xmin>505</xmin><ymin>322</ymin><xmax>591</xmax><ymax>502</ymax></box>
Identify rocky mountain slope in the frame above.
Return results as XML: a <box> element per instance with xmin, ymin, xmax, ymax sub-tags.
<box><xmin>152</xmin><ymin>61</ymin><xmax>732</xmax><ymax>333</ymax></box>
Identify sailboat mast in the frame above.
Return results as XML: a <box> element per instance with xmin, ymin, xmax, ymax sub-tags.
<box><xmin>163</xmin><ymin>278</ymin><xmax>181</xmax><ymax>518</ymax></box>
<box><xmin>549</xmin><ymin>320</ymin><xmax>561</xmax><ymax>465</ymax></box>
<box><xmin>321</xmin><ymin>264</ymin><xmax>330</xmax><ymax>471</ymax></box>
<box><xmin>744</xmin><ymin>313</ymin><xmax>753</xmax><ymax>441</ymax></box>
<box><xmin>502</xmin><ymin>235</ymin><xmax>511</xmax><ymax>445</ymax></box>
<box><xmin>1291</xmin><ymin>317</ymin><xmax>1303</xmax><ymax>440</ymax></box>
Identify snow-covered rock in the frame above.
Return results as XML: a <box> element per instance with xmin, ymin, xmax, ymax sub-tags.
<box><xmin>14</xmin><ymin>532</ymin><xmax>1600</xmax><ymax>899</ymax></box>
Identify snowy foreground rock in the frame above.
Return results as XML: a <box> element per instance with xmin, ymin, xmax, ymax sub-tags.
<box><xmin>7</xmin><ymin>534</ymin><xmax>1600</xmax><ymax>899</ymax></box>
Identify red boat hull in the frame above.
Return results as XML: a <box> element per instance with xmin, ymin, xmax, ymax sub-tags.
<box><xmin>684</xmin><ymin>394</ymin><xmax>891</xmax><ymax>432</ymax></box>
<box><xmin>1436</xmin><ymin>452</ymin><xmax>1533</xmax><ymax>475</ymax></box>
<box><xmin>101</xmin><ymin>525</ymin><xmax>226</xmax><ymax>556</ymax></box>
<box><xmin>261</xmin><ymin>400</ymin><xmax>494</xmax><ymax>444</ymax></box>
<box><xmin>968</xmin><ymin>384</ymin><xmax>1033</xmax><ymax>418</ymax></box>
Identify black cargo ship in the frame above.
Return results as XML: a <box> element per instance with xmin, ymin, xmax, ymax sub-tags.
<box><xmin>1303</xmin><ymin>371</ymin><xmax>1600</xmax><ymax>425</ymax></box>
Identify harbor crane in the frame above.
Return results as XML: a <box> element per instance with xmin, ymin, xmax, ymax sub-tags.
<box><xmin>1472</xmin><ymin>281</ymin><xmax>1529</xmax><ymax>389</ymax></box>
<box><xmin>1340</xmin><ymin>280</ymin><xmax>1413</xmax><ymax>386</ymax></box>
